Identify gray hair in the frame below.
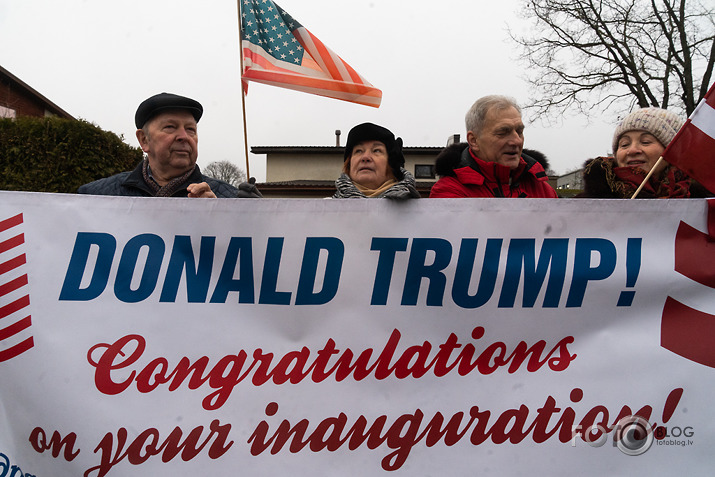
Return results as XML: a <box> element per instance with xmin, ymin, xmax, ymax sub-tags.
<box><xmin>465</xmin><ymin>95</ymin><xmax>521</xmax><ymax>135</ymax></box>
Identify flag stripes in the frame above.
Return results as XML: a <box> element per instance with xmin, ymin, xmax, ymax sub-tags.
<box><xmin>240</xmin><ymin>0</ymin><xmax>382</xmax><ymax>107</ymax></box>
<box><xmin>662</xmin><ymin>82</ymin><xmax>715</xmax><ymax>192</ymax></box>
<box><xmin>0</xmin><ymin>213</ymin><xmax>34</xmax><ymax>363</ymax></box>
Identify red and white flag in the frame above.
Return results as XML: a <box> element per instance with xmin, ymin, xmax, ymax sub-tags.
<box><xmin>663</xmin><ymin>82</ymin><xmax>715</xmax><ymax>191</ymax></box>
<box><xmin>240</xmin><ymin>0</ymin><xmax>382</xmax><ymax>108</ymax></box>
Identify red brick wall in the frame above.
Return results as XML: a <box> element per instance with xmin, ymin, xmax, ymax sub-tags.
<box><xmin>0</xmin><ymin>75</ymin><xmax>62</xmax><ymax>118</ymax></box>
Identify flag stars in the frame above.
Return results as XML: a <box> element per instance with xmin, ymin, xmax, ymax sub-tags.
<box><xmin>243</xmin><ymin>0</ymin><xmax>304</xmax><ymax>62</ymax></box>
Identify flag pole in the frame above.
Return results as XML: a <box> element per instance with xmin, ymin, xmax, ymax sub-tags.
<box><xmin>630</xmin><ymin>156</ymin><xmax>665</xmax><ymax>199</ymax></box>
<box><xmin>237</xmin><ymin>0</ymin><xmax>252</xmax><ymax>181</ymax></box>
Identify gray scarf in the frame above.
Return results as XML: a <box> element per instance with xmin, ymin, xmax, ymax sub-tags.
<box><xmin>333</xmin><ymin>169</ymin><xmax>420</xmax><ymax>199</ymax></box>
<box><xmin>142</xmin><ymin>159</ymin><xmax>196</xmax><ymax>197</ymax></box>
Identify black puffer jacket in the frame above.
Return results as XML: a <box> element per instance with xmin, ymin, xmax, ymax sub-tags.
<box><xmin>77</xmin><ymin>161</ymin><xmax>240</xmax><ymax>198</ymax></box>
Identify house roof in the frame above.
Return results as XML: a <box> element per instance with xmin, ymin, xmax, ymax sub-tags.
<box><xmin>0</xmin><ymin>64</ymin><xmax>74</xmax><ymax>119</ymax></box>
<box><xmin>251</xmin><ymin>145</ymin><xmax>444</xmax><ymax>155</ymax></box>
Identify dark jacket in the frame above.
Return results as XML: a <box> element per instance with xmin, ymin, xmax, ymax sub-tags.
<box><xmin>77</xmin><ymin>161</ymin><xmax>240</xmax><ymax>198</ymax></box>
<box><xmin>577</xmin><ymin>156</ymin><xmax>713</xmax><ymax>199</ymax></box>
<box><xmin>429</xmin><ymin>143</ymin><xmax>558</xmax><ymax>198</ymax></box>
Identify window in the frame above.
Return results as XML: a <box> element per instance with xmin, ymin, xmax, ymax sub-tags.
<box><xmin>0</xmin><ymin>105</ymin><xmax>16</xmax><ymax>119</ymax></box>
<box><xmin>414</xmin><ymin>164</ymin><xmax>435</xmax><ymax>179</ymax></box>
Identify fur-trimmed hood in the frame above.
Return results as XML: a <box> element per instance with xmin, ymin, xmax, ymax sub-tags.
<box><xmin>434</xmin><ymin>143</ymin><xmax>551</xmax><ymax>177</ymax></box>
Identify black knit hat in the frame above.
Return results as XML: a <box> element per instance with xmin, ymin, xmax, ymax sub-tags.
<box><xmin>344</xmin><ymin>122</ymin><xmax>405</xmax><ymax>180</ymax></box>
<box><xmin>135</xmin><ymin>92</ymin><xmax>203</xmax><ymax>128</ymax></box>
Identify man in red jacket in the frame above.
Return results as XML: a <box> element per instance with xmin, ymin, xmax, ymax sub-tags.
<box><xmin>429</xmin><ymin>95</ymin><xmax>558</xmax><ymax>198</ymax></box>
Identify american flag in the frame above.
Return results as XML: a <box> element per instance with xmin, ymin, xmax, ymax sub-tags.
<box><xmin>663</xmin><ymin>82</ymin><xmax>715</xmax><ymax>192</ymax></box>
<box><xmin>240</xmin><ymin>0</ymin><xmax>382</xmax><ymax>108</ymax></box>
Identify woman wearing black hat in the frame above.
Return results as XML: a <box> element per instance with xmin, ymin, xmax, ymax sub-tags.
<box><xmin>333</xmin><ymin>122</ymin><xmax>420</xmax><ymax>199</ymax></box>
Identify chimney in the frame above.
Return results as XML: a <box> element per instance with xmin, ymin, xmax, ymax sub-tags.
<box><xmin>446</xmin><ymin>134</ymin><xmax>461</xmax><ymax>146</ymax></box>
<box><xmin>335</xmin><ymin>129</ymin><xmax>341</xmax><ymax>147</ymax></box>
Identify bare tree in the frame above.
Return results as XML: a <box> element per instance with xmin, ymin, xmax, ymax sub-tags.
<box><xmin>511</xmin><ymin>0</ymin><xmax>715</xmax><ymax>120</ymax></box>
<box><xmin>203</xmin><ymin>160</ymin><xmax>247</xmax><ymax>187</ymax></box>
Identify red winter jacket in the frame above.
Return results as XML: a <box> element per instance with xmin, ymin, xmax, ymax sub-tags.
<box><xmin>429</xmin><ymin>145</ymin><xmax>558</xmax><ymax>198</ymax></box>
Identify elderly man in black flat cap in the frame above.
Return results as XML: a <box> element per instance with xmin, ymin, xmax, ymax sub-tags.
<box><xmin>78</xmin><ymin>92</ymin><xmax>261</xmax><ymax>198</ymax></box>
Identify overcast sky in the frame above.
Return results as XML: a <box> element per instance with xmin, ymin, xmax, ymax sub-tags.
<box><xmin>0</xmin><ymin>0</ymin><xmax>617</xmax><ymax>181</ymax></box>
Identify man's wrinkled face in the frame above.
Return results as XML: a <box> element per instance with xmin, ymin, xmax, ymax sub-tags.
<box><xmin>136</xmin><ymin>110</ymin><xmax>198</xmax><ymax>184</ymax></box>
<box><xmin>467</xmin><ymin>106</ymin><xmax>524</xmax><ymax>169</ymax></box>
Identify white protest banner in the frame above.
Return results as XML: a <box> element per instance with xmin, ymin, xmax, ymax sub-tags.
<box><xmin>1</xmin><ymin>191</ymin><xmax>714</xmax><ymax>476</ymax></box>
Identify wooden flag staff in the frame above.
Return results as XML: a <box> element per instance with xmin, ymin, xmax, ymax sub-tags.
<box><xmin>630</xmin><ymin>156</ymin><xmax>665</xmax><ymax>199</ymax></box>
<box><xmin>237</xmin><ymin>0</ymin><xmax>252</xmax><ymax>180</ymax></box>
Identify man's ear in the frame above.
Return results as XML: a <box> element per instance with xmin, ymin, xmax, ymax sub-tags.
<box><xmin>466</xmin><ymin>130</ymin><xmax>479</xmax><ymax>153</ymax></box>
<box><xmin>136</xmin><ymin>129</ymin><xmax>150</xmax><ymax>153</ymax></box>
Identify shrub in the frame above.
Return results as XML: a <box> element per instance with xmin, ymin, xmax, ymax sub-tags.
<box><xmin>0</xmin><ymin>116</ymin><xmax>142</xmax><ymax>193</ymax></box>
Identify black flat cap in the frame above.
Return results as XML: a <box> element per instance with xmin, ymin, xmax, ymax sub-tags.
<box><xmin>134</xmin><ymin>92</ymin><xmax>203</xmax><ymax>128</ymax></box>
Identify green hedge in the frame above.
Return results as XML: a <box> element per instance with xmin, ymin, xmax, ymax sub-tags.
<box><xmin>0</xmin><ymin>116</ymin><xmax>142</xmax><ymax>193</ymax></box>
<box><xmin>556</xmin><ymin>188</ymin><xmax>583</xmax><ymax>198</ymax></box>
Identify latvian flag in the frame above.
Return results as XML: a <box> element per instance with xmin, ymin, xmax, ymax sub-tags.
<box><xmin>663</xmin><ymin>82</ymin><xmax>715</xmax><ymax>192</ymax></box>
